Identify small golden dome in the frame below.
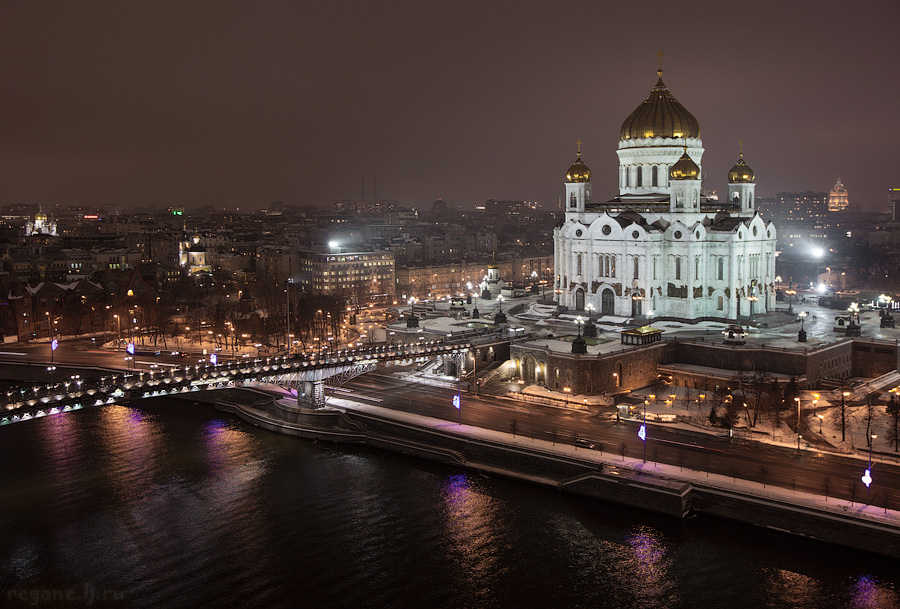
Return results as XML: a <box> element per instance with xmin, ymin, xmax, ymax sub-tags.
<box><xmin>566</xmin><ymin>156</ymin><xmax>592</xmax><ymax>183</ymax></box>
<box><xmin>35</xmin><ymin>211</ymin><xmax>47</xmax><ymax>221</ymax></box>
<box><xmin>670</xmin><ymin>149</ymin><xmax>700</xmax><ymax>180</ymax></box>
<box><xmin>620</xmin><ymin>69</ymin><xmax>700</xmax><ymax>141</ymax></box>
<box><xmin>566</xmin><ymin>140</ymin><xmax>591</xmax><ymax>183</ymax></box>
<box><xmin>728</xmin><ymin>153</ymin><xmax>755</xmax><ymax>183</ymax></box>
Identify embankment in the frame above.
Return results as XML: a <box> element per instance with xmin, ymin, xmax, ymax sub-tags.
<box><xmin>179</xmin><ymin>388</ymin><xmax>900</xmax><ymax>559</ymax></box>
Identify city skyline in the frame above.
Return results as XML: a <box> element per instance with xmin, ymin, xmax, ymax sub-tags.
<box><xmin>1</xmin><ymin>1</ymin><xmax>898</xmax><ymax>210</ymax></box>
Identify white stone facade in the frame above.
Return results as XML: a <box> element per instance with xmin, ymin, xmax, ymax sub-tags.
<box><xmin>553</xmin><ymin>70</ymin><xmax>776</xmax><ymax>321</ymax></box>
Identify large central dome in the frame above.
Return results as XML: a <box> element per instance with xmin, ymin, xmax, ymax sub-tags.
<box><xmin>620</xmin><ymin>70</ymin><xmax>700</xmax><ymax>141</ymax></box>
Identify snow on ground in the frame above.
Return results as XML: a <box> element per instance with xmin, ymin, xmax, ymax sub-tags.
<box><xmin>318</xmin><ymin>395</ymin><xmax>900</xmax><ymax>529</ymax></box>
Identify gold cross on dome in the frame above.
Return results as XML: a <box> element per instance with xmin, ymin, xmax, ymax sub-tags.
<box><xmin>576</xmin><ymin>139</ymin><xmax>582</xmax><ymax>156</ymax></box>
<box><xmin>657</xmin><ymin>48</ymin><xmax>664</xmax><ymax>71</ymax></box>
<box><xmin>739</xmin><ymin>139</ymin><xmax>744</xmax><ymax>156</ymax></box>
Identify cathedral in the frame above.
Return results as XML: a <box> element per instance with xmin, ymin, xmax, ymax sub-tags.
<box><xmin>553</xmin><ymin>61</ymin><xmax>777</xmax><ymax>321</ymax></box>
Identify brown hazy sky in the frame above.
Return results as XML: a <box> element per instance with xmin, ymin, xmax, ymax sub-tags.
<box><xmin>1</xmin><ymin>0</ymin><xmax>898</xmax><ymax>211</ymax></box>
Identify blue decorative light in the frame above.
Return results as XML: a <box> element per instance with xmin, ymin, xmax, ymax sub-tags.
<box><xmin>210</xmin><ymin>354</ymin><xmax>218</xmax><ymax>365</ymax></box>
<box><xmin>862</xmin><ymin>468</ymin><xmax>872</xmax><ymax>488</ymax></box>
<box><xmin>51</xmin><ymin>339</ymin><xmax>58</xmax><ymax>351</ymax></box>
<box><xmin>452</xmin><ymin>395</ymin><xmax>461</xmax><ymax>410</ymax></box>
<box><xmin>638</xmin><ymin>424</ymin><xmax>646</xmax><ymax>442</ymax></box>
<box><xmin>126</xmin><ymin>343</ymin><xmax>135</xmax><ymax>355</ymax></box>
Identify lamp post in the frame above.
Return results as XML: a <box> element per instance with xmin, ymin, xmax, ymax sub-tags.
<box><xmin>817</xmin><ymin>414</ymin><xmax>824</xmax><ymax>434</ymax></box>
<box><xmin>563</xmin><ymin>386</ymin><xmax>571</xmax><ymax>407</ymax></box>
<box><xmin>575</xmin><ymin>315</ymin><xmax>583</xmax><ymax>337</ymax></box>
<box><xmin>797</xmin><ymin>434</ymin><xmax>802</xmax><ymax>451</ymax></box>
<box><xmin>795</xmin><ymin>396</ymin><xmax>801</xmax><ymax>432</ymax></box>
<box><xmin>747</xmin><ymin>293</ymin><xmax>758</xmax><ymax>322</ymax></box>
<box><xmin>640</xmin><ymin>399</ymin><xmax>648</xmax><ymax>462</ymax></box>
<box><xmin>865</xmin><ymin>434</ymin><xmax>877</xmax><ymax>504</ymax></box>
<box><xmin>798</xmin><ymin>311</ymin><xmax>808</xmax><ymax>342</ymax></box>
<box><xmin>586</xmin><ymin>303</ymin><xmax>594</xmax><ymax>321</ymax></box>
<box><xmin>785</xmin><ymin>284</ymin><xmax>796</xmax><ymax>314</ymax></box>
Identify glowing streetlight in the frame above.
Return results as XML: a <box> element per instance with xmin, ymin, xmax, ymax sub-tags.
<box><xmin>798</xmin><ymin>311</ymin><xmax>808</xmax><ymax>342</ymax></box>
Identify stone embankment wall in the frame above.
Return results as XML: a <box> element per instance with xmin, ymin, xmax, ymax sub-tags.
<box><xmin>182</xmin><ymin>388</ymin><xmax>900</xmax><ymax>558</ymax></box>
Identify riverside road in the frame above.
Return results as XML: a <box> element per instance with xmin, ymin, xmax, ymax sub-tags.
<box><xmin>338</xmin><ymin>372</ymin><xmax>900</xmax><ymax>509</ymax></box>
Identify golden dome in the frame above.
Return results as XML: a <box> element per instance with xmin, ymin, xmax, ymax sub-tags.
<box><xmin>566</xmin><ymin>156</ymin><xmax>591</xmax><ymax>183</ymax></box>
<box><xmin>620</xmin><ymin>70</ymin><xmax>700</xmax><ymax>141</ymax></box>
<box><xmin>670</xmin><ymin>149</ymin><xmax>700</xmax><ymax>180</ymax></box>
<box><xmin>727</xmin><ymin>153</ymin><xmax>755</xmax><ymax>183</ymax></box>
<box><xmin>35</xmin><ymin>211</ymin><xmax>47</xmax><ymax>221</ymax></box>
<box><xmin>565</xmin><ymin>140</ymin><xmax>591</xmax><ymax>183</ymax></box>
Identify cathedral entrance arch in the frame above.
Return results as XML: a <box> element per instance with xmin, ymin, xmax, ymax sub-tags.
<box><xmin>575</xmin><ymin>289</ymin><xmax>585</xmax><ymax>311</ymax></box>
<box><xmin>523</xmin><ymin>355</ymin><xmax>537</xmax><ymax>384</ymax></box>
<box><xmin>601</xmin><ymin>288</ymin><xmax>615</xmax><ymax>315</ymax></box>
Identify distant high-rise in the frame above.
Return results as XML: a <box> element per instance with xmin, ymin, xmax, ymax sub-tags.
<box><xmin>889</xmin><ymin>188</ymin><xmax>900</xmax><ymax>222</ymax></box>
<box><xmin>828</xmin><ymin>178</ymin><xmax>850</xmax><ymax>212</ymax></box>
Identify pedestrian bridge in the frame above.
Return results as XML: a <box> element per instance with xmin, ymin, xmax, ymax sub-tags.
<box><xmin>0</xmin><ymin>339</ymin><xmax>472</xmax><ymax>426</ymax></box>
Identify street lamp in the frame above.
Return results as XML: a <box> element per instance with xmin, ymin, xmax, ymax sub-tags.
<box><xmin>785</xmin><ymin>284</ymin><xmax>796</xmax><ymax>314</ymax></box>
<box><xmin>639</xmin><ymin>399</ymin><xmax>648</xmax><ymax>462</ymax></box>
<box><xmin>575</xmin><ymin>315</ymin><xmax>584</xmax><ymax>337</ymax></box>
<box><xmin>585</xmin><ymin>303</ymin><xmax>594</xmax><ymax>321</ymax></box>
<box><xmin>817</xmin><ymin>414</ymin><xmax>824</xmax><ymax>434</ymax></box>
<box><xmin>795</xmin><ymin>396</ymin><xmax>801</xmax><ymax>431</ymax></box>
<box><xmin>798</xmin><ymin>311</ymin><xmax>808</xmax><ymax>342</ymax></box>
<box><xmin>747</xmin><ymin>293</ymin><xmax>758</xmax><ymax>322</ymax></box>
<box><xmin>563</xmin><ymin>386</ymin><xmax>571</xmax><ymax>407</ymax></box>
<box><xmin>797</xmin><ymin>434</ymin><xmax>802</xmax><ymax>451</ymax></box>
<box><xmin>612</xmin><ymin>371</ymin><xmax>618</xmax><ymax>388</ymax></box>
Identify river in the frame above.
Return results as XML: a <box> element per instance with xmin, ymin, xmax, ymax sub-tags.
<box><xmin>1</xmin><ymin>399</ymin><xmax>898</xmax><ymax>608</ymax></box>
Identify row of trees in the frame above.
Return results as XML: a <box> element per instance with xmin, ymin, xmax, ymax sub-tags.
<box><xmin>673</xmin><ymin>371</ymin><xmax>900</xmax><ymax>453</ymax></box>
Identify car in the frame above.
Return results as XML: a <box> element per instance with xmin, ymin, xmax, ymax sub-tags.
<box><xmin>574</xmin><ymin>438</ymin><xmax>595</xmax><ymax>449</ymax></box>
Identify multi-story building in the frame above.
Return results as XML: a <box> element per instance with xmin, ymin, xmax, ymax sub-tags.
<box><xmin>828</xmin><ymin>178</ymin><xmax>850</xmax><ymax>212</ymax></box>
<box><xmin>297</xmin><ymin>249</ymin><xmax>395</xmax><ymax>303</ymax></box>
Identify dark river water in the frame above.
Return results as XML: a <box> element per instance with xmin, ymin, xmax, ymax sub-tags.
<box><xmin>1</xmin><ymin>399</ymin><xmax>899</xmax><ymax>609</ymax></box>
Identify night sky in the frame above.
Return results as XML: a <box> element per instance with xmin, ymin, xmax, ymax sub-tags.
<box><xmin>1</xmin><ymin>1</ymin><xmax>898</xmax><ymax>211</ymax></box>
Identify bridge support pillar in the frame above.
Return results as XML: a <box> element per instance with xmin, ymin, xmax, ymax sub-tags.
<box><xmin>298</xmin><ymin>380</ymin><xmax>327</xmax><ymax>408</ymax></box>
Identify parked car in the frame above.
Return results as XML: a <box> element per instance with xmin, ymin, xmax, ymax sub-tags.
<box><xmin>574</xmin><ymin>438</ymin><xmax>595</xmax><ymax>449</ymax></box>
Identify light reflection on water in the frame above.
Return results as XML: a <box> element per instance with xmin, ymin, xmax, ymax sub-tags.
<box><xmin>2</xmin><ymin>401</ymin><xmax>900</xmax><ymax>609</ymax></box>
<box><xmin>440</xmin><ymin>473</ymin><xmax>505</xmax><ymax>603</ymax></box>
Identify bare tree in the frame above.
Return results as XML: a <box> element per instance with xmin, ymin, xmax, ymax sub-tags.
<box><xmin>746</xmin><ymin>371</ymin><xmax>774</xmax><ymax>428</ymax></box>
<box><xmin>830</xmin><ymin>383</ymin><xmax>853</xmax><ymax>443</ymax></box>
<box><xmin>886</xmin><ymin>394</ymin><xmax>900</xmax><ymax>452</ymax></box>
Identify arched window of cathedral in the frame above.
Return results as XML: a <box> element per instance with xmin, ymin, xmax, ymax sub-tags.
<box><xmin>717</xmin><ymin>296</ymin><xmax>724</xmax><ymax>310</ymax></box>
<box><xmin>625</xmin><ymin>167</ymin><xmax>630</xmax><ymax>188</ymax></box>
<box><xmin>611</xmin><ymin>255</ymin><xmax>616</xmax><ymax>277</ymax></box>
<box><xmin>717</xmin><ymin>257</ymin><xmax>724</xmax><ymax>281</ymax></box>
<box><xmin>570</xmin><ymin>192</ymin><xmax>577</xmax><ymax>208</ymax></box>
<box><xmin>637</xmin><ymin>166</ymin><xmax>643</xmax><ymax>187</ymax></box>
<box><xmin>577</xmin><ymin>254</ymin><xmax>583</xmax><ymax>276</ymax></box>
<box><xmin>633</xmin><ymin>256</ymin><xmax>639</xmax><ymax>280</ymax></box>
<box><xmin>695</xmin><ymin>256</ymin><xmax>700</xmax><ymax>279</ymax></box>
<box><xmin>733</xmin><ymin>192</ymin><xmax>740</xmax><ymax>203</ymax></box>
<box><xmin>651</xmin><ymin>166</ymin><xmax>658</xmax><ymax>187</ymax></box>
<box><xmin>675</xmin><ymin>257</ymin><xmax>682</xmax><ymax>280</ymax></box>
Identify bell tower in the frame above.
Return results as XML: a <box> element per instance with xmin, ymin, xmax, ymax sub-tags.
<box><xmin>727</xmin><ymin>143</ymin><xmax>756</xmax><ymax>215</ymax></box>
<box><xmin>565</xmin><ymin>140</ymin><xmax>592</xmax><ymax>214</ymax></box>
